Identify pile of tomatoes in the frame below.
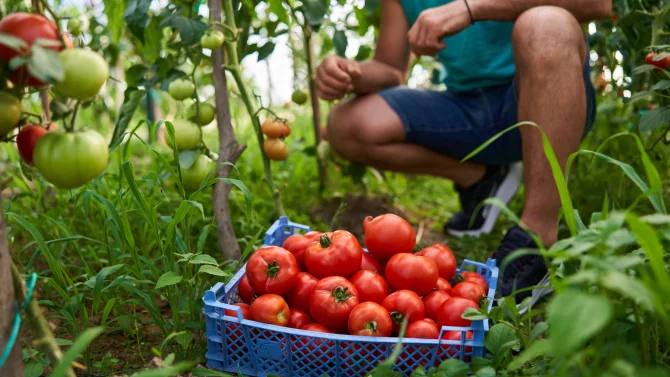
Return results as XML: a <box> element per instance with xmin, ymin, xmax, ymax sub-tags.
<box><xmin>227</xmin><ymin>213</ymin><xmax>489</xmax><ymax>344</ymax></box>
<box><xmin>261</xmin><ymin>118</ymin><xmax>291</xmax><ymax>161</ymax></box>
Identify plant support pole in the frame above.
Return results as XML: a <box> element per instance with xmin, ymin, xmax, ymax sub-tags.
<box><xmin>208</xmin><ymin>0</ymin><xmax>248</xmax><ymax>260</ymax></box>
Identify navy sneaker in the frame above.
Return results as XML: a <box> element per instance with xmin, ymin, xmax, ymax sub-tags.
<box><xmin>444</xmin><ymin>163</ymin><xmax>523</xmax><ymax>237</ymax></box>
<box><xmin>492</xmin><ymin>225</ymin><xmax>552</xmax><ymax>311</ymax></box>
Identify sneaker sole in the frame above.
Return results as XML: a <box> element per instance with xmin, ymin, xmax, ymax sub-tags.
<box><xmin>517</xmin><ymin>272</ymin><xmax>553</xmax><ymax>316</ymax></box>
<box><xmin>447</xmin><ymin>162</ymin><xmax>524</xmax><ymax>238</ymax></box>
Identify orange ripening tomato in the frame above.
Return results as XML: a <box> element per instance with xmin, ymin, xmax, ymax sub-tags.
<box><xmin>249</xmin><ymin>294</ymin><xmax>290</xmax><ymax>326</ymax></box>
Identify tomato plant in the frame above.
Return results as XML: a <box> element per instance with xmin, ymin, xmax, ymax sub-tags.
<box><xmin>416</xmin><ymin>244</ymin><xmax>457</xmax><ymax>281</ymax></box>
<box><xmin>246</xmin><ymin>246</ymin><xmax>299</xmax><ymax>295</ymax></box>
<box><xmin>288</xmin><ymin>309</ymin><xmax>312</xmax><ymax>329</ymax></box>
<box><xmin>0</xmin><ymin>92</ymin><xmax>22</xmax><ymax>137</ymax></box>
<box><xmin>385</xmin><ymin>253</ymin><xmax>438</xmax><ymax>296</ymax></box>
<box><xmin>33</xmin><ymin>130</ymin><xmax>109</xmax><ymax>189</ymax></box>
<box><xmin>422</xmin><ymin>290</ymin><xmax>451</xmax><ymax>322</ymax></box>
<box><xmin>249</xmin><ymin>294</ymin><xmax>290</xmax><ymax>326</ymax></box>
<box><xmin>286</xmin><ymin>272</ymin><xmax>319</xmax><ymax>312</ymax></box>
<box><xmin>16</xmin><ymin>123</ymin><xmax>57</xmax><ymax>164</ymax></box>
<box><xmin>282</xmin><ymin>231</ymin><xmax>322</xmax><ymax>271</ymax></box>
<box><xmin>309</xmin><ymin>276</ymin><xmax>359</xmax><ymax>332</ymax></box>
<box><xmin>437</xmin><ymin>297</ymin><xmax>479</xmax><ymax>328</ymax></box>
<box><xmin>381</xmin><ymin>290</ymin><xmax>425</xmax><ymax>333</ymax></box>
<box><xmin>53</xmin><ymin>49</ymin><xmax>109</xmax><ymax>100</ymax></box>
<box><xmin>349</xmin><ymin>270</ymin><xmax>389</xmax><ymax>304</ymax></box>
<box><xmin>304</xmin><ymin>231</ymin><xmax>363</xmax><ymax>279</ymax></box>
<box><xmin>165</xmin><ymin>120</ymin><xmax>201</xmax><ymax>151</ymax></box>
<box><xmin>363</xmin><ymin>214</ymin><xmax>416</xmax><ymax>262</ymax></box>
<box><xmin>348</xmin><ymin>302</ymin><xmax>392</xmax><ymax>337</ymax></box>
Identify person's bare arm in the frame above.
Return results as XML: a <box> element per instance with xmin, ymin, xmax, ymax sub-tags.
<box><xmin>350</xmin><ymin>0</ymin><xmax>411</xmax><ymax>94</ymax></box>
<box><xmin>470</xmin><ymin>0</ymin><xmax>611</xmax><ymax>23</ymax></box>
<box><xmin>315</xmin><ymin>0</ymin><xmax>410</xmax><ymax>100</ymax></box>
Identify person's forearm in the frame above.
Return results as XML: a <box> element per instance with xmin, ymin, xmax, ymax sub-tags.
<box><xmin>470</xmin><ymin>0</ymin><xmax>611</xmax><ymax>23</ymax></box>
<box><xmin>351</xmin><ymin>59</ymin><xmax>407</xmax><ymax>95</ymax></box>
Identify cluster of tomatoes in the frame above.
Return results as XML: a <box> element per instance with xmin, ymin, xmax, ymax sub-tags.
<box><xmin>227</xmin><ymin>214</ymin><xmax>489</xmax><ymax>345</ymax></box>
<box><xmin>0</xmin><ymin>12</ymin><xmax>109</xmax><ymax>189</ymax></box>
<box><xmin>261</xmin><ymin>118</ymin><xmax>291</xmax><ymax>161</ymax></box>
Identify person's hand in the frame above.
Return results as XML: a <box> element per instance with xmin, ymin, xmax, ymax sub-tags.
<box><xmin>316</xmin><ymin>56</ymin><xmax>361</xmax><ymax>101</ymax></box>
<box><xmin>407</xmin><ymin>1</ymin><xmax>472</xmax><ymax>57</ymax></box>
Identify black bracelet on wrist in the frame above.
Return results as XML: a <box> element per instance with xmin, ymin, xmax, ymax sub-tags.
<box><xmin>463</xmin><ymin>0</ymin><xmax>475</xmax><ymax>25</ymax></box>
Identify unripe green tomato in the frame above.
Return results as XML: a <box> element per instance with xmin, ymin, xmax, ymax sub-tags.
<box><xmin>168</xmin><ymin>79</ymin><xmax>196</xmax><ymax>101</ymax></box>
<box><xmin>317</xmin><ymin>141</ymin><xmax>336</xmax><ymax>161</ymax></box>
<box><xmin>67</xmin><ymin>18</ymin><xmax>82</xmax><ymax>36</ymax></box>
<box><xmin>187</xmin><ymin>103</ymin><xmax>216</xmax><ymax>126</ymax></box>
<box><xmin>33</xmin><ymin>130</ymin><xmax>109</xmax><ymax>189</ymax></box>
<box><xmin>182</xmin><ymin>154</ymin><xmax>216</xmax><ymax>190</ymax></box>
<box><xmin>0</xmin><ymin>92</ymin><xmax>22</xmax><ymax>137</ymax></box>
<box><xmin>53</xmin><ymin>49</ymin><xmax>109</xmax><ymax>100</ymax></box>
<box><xmin>201</xmin><ymin>31</ymin><xmax>224</xmax><ymax>50</ymax></box>
<box><xmin>164</xmin><ymin>119</ymin><xmax>201</xmax><ymax>151</ymax></box>
<box><xmin>291</xmin><ymin>90</ymin><xmax>308</xmax><ymax>105</ymax></box>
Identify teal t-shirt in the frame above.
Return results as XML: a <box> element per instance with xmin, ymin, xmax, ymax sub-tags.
<box><xmin>400</xmin><ymin>0</ymin><xmax>516</xmax><ymax>92</ymax></box>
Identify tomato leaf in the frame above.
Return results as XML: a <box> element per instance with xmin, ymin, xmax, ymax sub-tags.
<box><xmin>23</xmin><ymin>360</ymin><xmax>44</xmax><ymax>377</ymax></box>
<box><xmin>0</xmin><ymin>32</ymin><xmax>27</xmax><ymax>51</ymax></box>
<box><xmin>156</xmin><ymin>271</ymin><xmax>183</xmax><ymax>289</ymax></box>
<box><xmin>529</xmin><ymin>321</ymin><xmax>548</xmax><ymax>342</ymax></box>
<box><xmin>103</xmin><ymin>0</ymin><xmax>125</xmax><ymax>43</ymax></box>
<box><xmin>640</xmin><ymin>105</ymin><xmax>670</xmax><ymax>132</ymax></box>
<box><xmin>179</xmin><ymin>149</ymin><xmax>199</xmax><ymax>169</ymax></box>
<box><xmin>33</xmin><ymin>38</ymin><xmax>63</xmax><ymax>48</ymax></box>
<box><xmin>141</xmin><ymin>17</ymin><xmax>164</xmax><ymax>64</ymax></box>
<box><xmin>302</xmin><ymin>0</ymin><xmax>328</xmax><ymax>27</ymax></box>
<box><xmin>27</xmin><ymin>46</ymin><xmax>64</xmax><ymax>83</ymax></box>
<box><xmin>507</xmin><ymin>339</ymin><xmax>552</xmax><ymax>370</ymax></box>
<box><xmin>461</xmin><ymin>307</ymin><xmax>488</xmax><ymax>320</ymax></box>
<box><xmin>124</xmin><ymin>0</ymin><xmax>152</xmax><ymax>43</ymax></box>
<box><xmin>189</xmin><ymin>254</ymin><xmax>218</xmax><ymax>266</ymax></box>
<box><xmin>159</xmin><ymin>15</ymin><xmax>208</xmax><ymax>47</ymax></box>
<box><xmin>333</xmin><ymin>30</ymin><xmax>347</xmax><ymax>57</ymax></box>
<box><xmin>484</xmin><ymin>323</ymin><xmax>517</xmax><ymax>355</ymax></box>
<box><xmin>474</xmin><ymin>367</ymin><xmax>496</xmax><ymax>377</ymax></box>
<box><xmin>652</xmin><ymin>80</ymin><xmax>670</xmax><ymax>91</ymax></box>
<box><xmin>547</xmin><ymin>290</ymin><xmax>613</xmax><ymax>356</ymax></box>
<box><xmin>110</xmin><ymin>88</ymin><xmax>146</xmax><ymax>147</ymax></box>
<box><xmin>364</xmin><ymin>0</ymin><xmax>381</xmax><ymax>12</ymax></box>
<box><xmin>436</xmin><ymin>358</ymin><xmax>469</xmax><ymax>376</ymax></box>
<box><xmin>632</xmin><ymin>64</ymin><xmax>659</xmax><ymax>75</ymax></box>
<box><xmin>267</xmin><ymin>0</ymin><xmax>288</xmax><ymax>24</ymax></box>
<box><xmin>257</xmin><ymin>42</ymin><xmax>276</xmax><ymax>62</ymax></box>
<box><xmin>198</xmin><ymin>265</ymin><xmax>229</xmax><ymax>277</ymax></box>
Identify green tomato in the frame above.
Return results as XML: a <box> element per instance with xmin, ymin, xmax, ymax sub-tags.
<box><xmin>53</xmin><ymin>49</ymin><xmax>109</xmax><ymax>101</ymax></box>
<box><xmin>187</xmin><ymin>103</ymin><xmax>216</xmax><ymax>126</ymax></box>
<box><xmin>33</xmin><ymin>130</ymin><xmax>109</xmax><ymax>189</ymax></box>
<box><xmin>182</xmin><ymin>154</ymin><xmax>215</xmax><ymax>190</ymax></box>
<box><xmin>67</xmin><ymin>18</ymin><xmax>82</xmax><ymax>36</ymax></box>
<box><xmin>168</xmin><ymin>79</ymin><xmax>195</xmax><ymax>101</ymax></box>
<box><xmin>291</xmin><ymin>90</ymin><xmax>308</xmax><ymax>105</ymax></box>
<box><xmin>0</xmin><ymin>92</ymin><xmax>22</xmax><ymax>137</ymax></box>
<box><xmin>164</xmin><ymin>119</ymin><xmax>201</xmax><ymax>151</ymax></box>
<box><xmin>201</xmin><ymin>31</ymin><xmax>224</xmax><ymax>50</ymax></box>
<box><xmin>317</xmin><ymin>141</ymin><xmax>336</xmax><ymax>161</ymax></box>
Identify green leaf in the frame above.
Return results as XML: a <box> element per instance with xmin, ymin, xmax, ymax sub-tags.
<box><xmin>27</xmin><ymin>46</ymin><xmax>64</xmax><ymax>83</ymax></box>
<box><xmin>507</xmin><ymin>339</ymin><xmax>552</xmax><ymax>370</ymax></box>
<box><xmin>142</xmin><ymin>17</ymin><xmax>163</xmax><ymax>63</ymax></box>
<box><xmin>179</xmin><ymin>149</ymin><xmax>199</xmax><ymax>169</ymax></box>
<box><xmin>268</xmin><ymin>0</ymin><xmax>288</xmax><ymax>24</ymax></box>
<box><xmin>110</xmin><ymin>88</ymin><xmax>146</xmax><ymax>147</ymax></box>
<box><xmin>547</xmin><ymin>290</ymin><xmax>612</xmax><ymax>356</ymax></box>
<box><xmin>436</xmin><ymin>358</ymin><xmax>469</xmax><ymax>377</ymax></box>
<box><xmin>640</xmin><ymin>105</ymin><xmax>670</xmax><ymax>132</ymax></box>
<box><xmin>303</xmin><ymin>0</ymin><xmax>328</xmax><ymax>26</ymax></box>
<box><xmin>92</xmin><ymin>264</ymin><xmax>124</xmax><ymax>314</ymax></box>
<box><xmin>529</xmin><ymin>321</ymin><xmax>548</xmax><ymax>342</ymax></box>
<box><xmin>633</xmin><ymin>65</ymin><xmax>659</xmax><ymax>75</ymax></box>
<box><xmin>128</xmin><ymin>362</ymin><xmax>196</xmax><ymax>377</ymax></box>
<box><xmin>156</xmin><ymin>271</ymin><xmax>183</xmax><ymax>289</ymax></box>
<box><xmin>24</xmin><ymin>360</ymin><xmax>44</xmax><ymax>377</ymax></box>
<box><xmin>333</xmin><ymin>30</ymin><xmax>347</xmax><ymax>57</ymax></box>
<box><xmin>364</xmin><ymin>0</ymin><xmax>381</xmax><ymax>12</ymax></box>
<box><xmin>103</xmin><ymin>0</ymin><xmax>125</xmax><ymax>43</ymax></box>
<box><xmin>189</xmin><ymin>254</ymin><xmax>218</xmax><ymax>266</ymax></box>
<box><xmin>257</xmin><ymin>42</ymin><xmax>276</xmax><ymax>62</ymax></box>
<box><xmin>652</xmin><ymin>80</ymin><xmax>670</xmax><ymax>91</ymax></box>
<box><xmin>159</xmin><ymin>15</ymin><xmax>208</xmax><ymax>46</ymax></box>
<box><xmin>599</xmin><ymin>270</ymin><xmax>654</xmax><ymax>311</ymax></box>
<box><xmin>0</xmin><ymin>32</ymin><xmax>28</xmax><ymax>51</ymax></box>
<box><xmin>485</xmin><ymin>323</ymin><xmax>517</xmax><ymax>355</ymax></box>
<box><xmin>198</xmin><ymin>265</ymin><xmax>229</xmax><ymax>277</ymax></box>
<box><xmin>101</xmin><ymin>297</ymin><xmax>117</xmax><ymax>326</ymax></box>
<box><xmin>462</xmin><ymin>307</ymin><xmax>488</xmax><ymax>320</ymax></box>
<box><xmin>50</xmin><ymin>328</ymin><xmax>103</xmax><ymax>377</ymax></box>
<box><xmin>124</xmin><ymin>0</ymin><xmax>152</xmax><ymax>43</ymax></box>
<box><xmin>475</xmin><ymin>367</ymin><xmax>496</xmax><ymax>377</ymax></box>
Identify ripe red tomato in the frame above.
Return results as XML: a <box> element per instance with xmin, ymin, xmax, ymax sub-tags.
<box><xmin>422</xmin><ymin>290</ymin><xmax>451</xmax><ymax>322</ymax></box>
<box><xmin>461</xmin><ymin>271</ymin><xmax>489</xmax><ymax>293</ymax></box>
<box><xmin>450</xmin><ymin>282</ymin><xmax>484</xmax><ymax>304</ymax></box>
<box><xmin>304</xmin><ymin>231</ymin><xmax>363</xmax><ymax>279</ymax></box>
<box><xmin>381</xmin><ymin>290</ymin><xmax>425</xmax><ymax>333</ymax></box>
<box><xmin>282</xmin><ymin>231</ymin><xmax>321</xmax><ymax>271</ymax></box>
<box><xmin>435</xmin><ymin>277</ymin><xmax>452</xmax><ymax>293</ymax></box>
<box><xmin>416</xmin><ymin>244</ymin><xmax>457</xmax><ymax>281</ymax></box>
<box><xmin>249</xmin><ymin>294</ymin><xmax>290</xmax><ymax>326</ymax></box>
<box><xmin>286</xmin><ymin>272</ymin><xmax>319</xmax><ymax>312</ymax></box>
<box><xmin>16</xmin><ymin>123</ymin><xmax>57</xmax><ymax>164</ymax></box>
<box><xmin>224</xmin><ymin>303</ymin><xmax>250</xmax><ymax>319</ymax></box>
<box><xmin>348</xmin><ymin>302</ymin><xmax>393</xmax><ymax>337</ymax></box>
<box><xmin>288</xmin><ymin>309</ymin><xmax>312</xmax><ymax>329</ymax></box>
<box><xmin>360</xmin><ymin>253</ymin><xmax>384</xmax><ymax>276</ymax></box>
<box><xmin>406</xmin><ymin>318</ymin><xmax>439</xmax><ymax>339</ymax></box>
<box><xmin>309</xmin><ymin>276</ymin><xmax>359</xmax><ymax>332</ymax></box>
<box><xmin>238</xmin><ymin>275</ymin><xmax>256</xmax><ymax>304</ymax></box>
<box><xmin>441</xmin><ymin>330</ymin><xmax>474</xmax><ymax>360</ymax></box>
<box><xmin>646</xmin><ymin>52</ymin><xmax>670</xmax><ymax>70</ymax></box>
<box><xmin>437</xmin><ymin>297</ymin><xmax>478</xmax><ymax>328</ymax></box>
<box><xmin>0</xmin><ymin>13</ymin><xmax>71</xmax><ymax>86</ymax></box>
<box><xmin>385</xmin><ymin>253</ymin><xmax>438</xmax><ymax>296</ymax></box>
<box><xmin>363</xmin><ymin>214</ymin><xmax>416</xmax><ymax>262</ymax></box>
<box><xmin>349</xmin><ymin>270</ymin><xmax>389</xmax><ymax>304</ymax></box>
<box><xmin>246</xmin><ymin>246</ymin><xmax>299</xmax><ymax>295</ymax></box>
<box><xmin>302</xmin><ymin>323</ymin><xmax>333</xmax><ymax>333</ymax></box>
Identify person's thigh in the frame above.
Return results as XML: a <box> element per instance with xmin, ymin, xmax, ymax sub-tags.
<box><xmin>377</xmin><ymin>86</ymin><xmax>513</xmax><ymax>163</ymax></box>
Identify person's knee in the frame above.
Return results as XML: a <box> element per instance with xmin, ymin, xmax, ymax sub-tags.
<box><xmin>512</xmin><ymin>7</ymin><xmax>586</xmax><ymax>71</ymax></box>
<box><xmin>326</xmin><ymin>100</ymin><xmax>364</xmax><ymax>161</ymax></box>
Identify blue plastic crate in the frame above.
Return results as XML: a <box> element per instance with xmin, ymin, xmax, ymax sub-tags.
<box><xmin>203</xmin><ymin>216</ymin><xmax>499</xmax><ymax>377</ymax></box>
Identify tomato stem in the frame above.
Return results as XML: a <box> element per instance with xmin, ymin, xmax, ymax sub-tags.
<box><xmin>319</xmin><ymin>234</ymin><xmax>332</xmax><ymax>248</ymax></box>
<box><xmin>450</xmin><ymin>274</ymin><xmax>464</xmax><ymax>286</ymax></box>
<box><xmin>365</xmin><ymin>321</ymin><xmax>378</xmax><ymax>333</ymax></box>
<box><xmin>389</xmin><ymin>311</ymin><xmax>404</xmax><ymax>325</ymax></box>
<box><xmin>266</xmin><ymin>261</ymin><xmax>280</xmax><ymax>278</ymax></box>
<box><xmin>330</xmin><ymin>286</ymin><xmax>352</xmax><ymax>304</ymax></box>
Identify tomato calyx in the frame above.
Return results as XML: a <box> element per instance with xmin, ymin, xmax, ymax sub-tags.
<box><xmin>450</xmin><ymin>273</ymin><xmax>465</xmax><ymax>286</ymax></box>
<box><xmin>330</xmin><ymin>286</ymin><xmax>353</xmax><ymax>304</ymax></box>
<box><xmin>364</xmin><ymin>321</ymin><xmax>378</xmax><ymax>333</ymax></box>
<box><xmin>412</xmin><ymin>244</ymin><xmax>423</xmax><ymax>253</ymax></box>
<box><xmin>266</xmin><ymin>261</ymin><xmax>281</xmax><ymax>278</ymax></box>
<box><xmin>319</xmin><ymin>234</ymin><xmax>332</xmax><ymax>248</ymax></box>
<box><xmin>389</xmin><ymin>311</ymin><xmax>405</xmax><ymax>325</ymax></box>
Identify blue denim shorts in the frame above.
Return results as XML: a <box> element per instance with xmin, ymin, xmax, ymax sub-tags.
<box><xmin>378</xmin><ymin>61</ymin><xmax>596</xmax><ymax>165</ymax></box>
